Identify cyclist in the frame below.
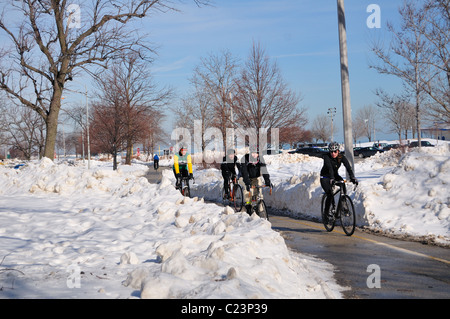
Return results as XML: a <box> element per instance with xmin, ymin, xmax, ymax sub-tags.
<box><xmin>240</xmin><ymin>145</ymin><xmax>271</xmax><ymax>214</ymax></box>
<box><xmin>320</xmin><ymin>141</ymin><xmax>358</xmax><ymax>216</ymax></box>
<box><xmin>173</xmin><ymin>145</ymin><xmax>193</xmax><ymax>190</ymax></box>
<box><xmin>220</xmin><ymin>149</ymin><xmax>241</xmax><ymax>199</ymax></box>
<box><xmin>153</xmin><ymin>153</ymin><xmax>159</xmax><ymax>170</ymax></box>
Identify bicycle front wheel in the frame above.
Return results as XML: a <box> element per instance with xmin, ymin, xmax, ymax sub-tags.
<box><xmin>321</xmin><ymin>194</ymin><xmax>335</xmax><ymax>232</ymax></box>
<box><xmin>221</xmin><ymin>187</ymin><xmax>230</xmax><ymax>205</ymax></box>
<box><xmin>232</xmin><ymin>184</ymin><xmax>244</xmax><ymax>212</ymax></box>
<box><xmin>339</xmin><ymin>195</ymin><xmax>355</xmax><ymax>236</ymax></box>
<box><xmin>182</xmin><ymin>185</ymin><xmax>190</xmax><ymax>198</ymax></box>
<box><xmin>257</xmin><ymin>200</ymin><xmax>269</xmax><ymax>220</ymax></box>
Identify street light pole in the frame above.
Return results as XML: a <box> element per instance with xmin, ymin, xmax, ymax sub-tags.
<box><xmin>64</xmin><ymin>83</ymin><xmax>91</xmax><ymax>169</ymax></box>
<box><xmin>327</xmin><ymin>107</ymin><xmax>336</xmax><ymax>141</ymax></box>
<box><xmin>84</xmin><ymin>84</ymin><xmax>91</xmax><ymax>169</ymax></box>
<box><xmin>337</xmin><ymin>0</ymin><xmax>354</xmax><ymax>170</ymax></box>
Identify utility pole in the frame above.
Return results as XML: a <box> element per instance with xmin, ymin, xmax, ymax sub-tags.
<box><xmin>337</xmin><ymin>0</ymin><xmax>354</xmax><ymax>170</ymax></box>
<box><xmin>327</xmin><ymin>107</ymin><xmax>336</xmax><ymax>141</ymax></box>
<box><xmin>85</xmin><ymin>84</ymin><xmax>91</xmax><ymax>169</ymax></box>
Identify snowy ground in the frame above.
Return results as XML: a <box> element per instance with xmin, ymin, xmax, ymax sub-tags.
<box><xmin>0</xmin><ymin>139</ymin><xmax>448</xmax><ymax>299</ymax></box>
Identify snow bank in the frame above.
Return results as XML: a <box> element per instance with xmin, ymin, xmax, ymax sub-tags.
<box><xmin>0</xmin><ymin>158</ymin><xmax>343</xmax><ymax>299</ymax></box>
<box><xmin>192</xmin><ymin>141</ymin><xmax>450</xmax><ymax>245</ymax></box>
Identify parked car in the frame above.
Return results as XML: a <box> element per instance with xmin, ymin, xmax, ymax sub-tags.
<box><xmin>409</xmin><ymin>140</ymin><xmax>434</xmax><ymax>148</ymax></box>
<box><xmin>353</xmin><ymin>147</ymin><xmax>385</xmax><ymax>158</ymax></box>
<box><xmin>288</xmin><ymin>147</ymin><xmax>327</xmax><ymax>158</ymax></box>
<box><xmin>384</xmin><ymin>144</ymin><xmax>400</xmax><ymax>151</ymax></box>
<box><xmin>373</xmin><ymin>142</ymin><xmax>388</xmax><ymax>149</ymax></box>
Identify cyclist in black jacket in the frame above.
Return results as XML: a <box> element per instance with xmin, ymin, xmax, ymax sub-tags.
<box><xmin>220</xmin><ymin>149</ymin><xmax>241</xmax><ymax>199</ymax></box>
<box><xmin>240</xmin><ymin>146</ymin><xmax>271</xmax><ymax>214</ymax></box>
<box><xmin>320</xmin><ymin>142</ymin><xmax>358</xmax><ymax>215</ymax></box>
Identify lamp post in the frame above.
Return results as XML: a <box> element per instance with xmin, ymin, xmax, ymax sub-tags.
<box><xmin>327</xmin><ymin>107</ymin><xmax>336</xmax><ymax>141</ymax></box>
<box><xmin>65</xmin><ymin>84</ymin><xmax>91</xmax><ymax>169</ymax></box>
<box><xmin>84</xmin><ymin>84</ymin><xmax>91</xmax><ymax>169</ymax></box>
<box><xmin>337</xmin><ymin>0</ymin><xmax>355</xmax><ymax>170</ymax></box>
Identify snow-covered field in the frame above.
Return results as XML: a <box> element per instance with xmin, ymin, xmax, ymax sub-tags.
<box><xmin>0</xmin><ymin>139</ymin><xmax>448</xmax><ymax>299</ymax></box>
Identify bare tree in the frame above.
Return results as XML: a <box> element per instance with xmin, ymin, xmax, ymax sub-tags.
<box><xmin>0</xmin><ymin>102</ymin><xmax>45</xmax><ymax>160</ymax></box>
<box><xmin>353</xmin><ymin>105</ymin><xmax>378</xmax><ymax>142</ymax></box>
<box><xmin>190</xmin><ymin>50</ymin><xmax>239</xmax><ymax>151</ymax></box>
<box><xmin>90</xmin><ymin>100</ymin><xmax>127</xmax><ymax>170</ymax></box>
<box><xmin>178</xmin><ymin>89</ymin><xmax>214</xmax><ymax>153</ymax></box>
<box><xmin>0</xmin><ymin>0</ymin><xmax>209</xmax><ymax>161</ymax></box>
<box><xmin>92</xmin><ymin>53</ymin><xmax>171</xmax><ymax>168</ymax></box>
<box><xmin>311</xmin><ymin>114</ymin><xmax>332</xmax><ymax>143</ymax></box>
<box><xmin>279</xmin><ymin>126</ymin><xmax>312</xmax><ymax>148</ymax></box>
<box><xmin>233</xmin><ymin>41</ymin><xmax>307</xmax><ymax>148</ymax></box>
<box><xmin>141</xmin><ymin>108</ymin><xmax>167</xmax><ymax>160</ymax></box>
<box><xmin>63</xmin><ymin>104</ymin><xmax>89</xmax><ymax>160</ymax></box>
<box><xmin>421</xmin><ymin>0</ymin><xmax>450</xmax><ymax>121</ymax></box>
<box><xmin>369</xmin><ymin>0</ymin><xmax>450</xmax><ymax>147</ymax></box>
<box><xmin>375</xmin><ymin>89</ymin><xmax>416</xmax><ymax>141</ymax></box>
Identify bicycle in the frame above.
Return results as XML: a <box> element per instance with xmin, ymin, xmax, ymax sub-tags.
<box><xmin>178</xmin><ymin>175</ymin><xmax>193</xmax><ymax>198</ymax></box>
<box><xmin>221</xmin><ymin>176</ymin><xmax>244</xmax><ymax>212</ymax></box>
<box><xmin>321</xmin><ymin>180</ymin><xmax>356</xmax><ymax>236</ymax></box>
<box><xmin>248</xmin><ymin>184</ymin><xmax>272</xmax><ymax>220</ymax></box>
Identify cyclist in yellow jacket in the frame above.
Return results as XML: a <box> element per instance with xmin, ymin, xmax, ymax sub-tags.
<box><xmin>173</xmin><ymin>145</ymin><xmax>193</xmax><ymax>189</ymax></box>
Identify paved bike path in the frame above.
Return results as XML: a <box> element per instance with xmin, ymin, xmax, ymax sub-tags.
<box><xmin>270</xmin><ymin>214</ymin><xmax>450</xmax><ymax>299</ymax></box>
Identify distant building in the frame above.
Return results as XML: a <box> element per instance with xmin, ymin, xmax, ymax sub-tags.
<box><xmin>420</xmin><ymin>122</ymin><xmax>450</xmax><ymax>141</ymax></box>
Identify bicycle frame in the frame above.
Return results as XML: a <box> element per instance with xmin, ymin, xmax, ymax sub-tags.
<box><xmin>225</xmin><ymin>177</ymin><xmax>238</xmax><ymax>201</ymax></box>
<box><xmin>222</xmin><ymin>177</ymin><xmax>244</xmax><ymax>212</ymax></box>
<box><xmin>332</xmin><ymin>180</ymin><xmax>347</xmax><ymax>203</ymax></box>
<box><xmin>321</xmin><ymin>179</ymin><xmax>356</xmax><ymax>236</ymax></box>
<box><xmin>179</xmin><ymin>176</ymin><xmax>191</xmax><ymax>197</ymax></box>
<box><xmin>250</xmin><ymin>184</ymin><xmax>271</xmax><ymax>219</ymax></box>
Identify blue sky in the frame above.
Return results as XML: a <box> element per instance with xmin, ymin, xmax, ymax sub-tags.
<box><xmin>0</xmin><ymin>0</ymin><xmax>409</xmax><ymax>143</ymax></box>
<box><xmin>139</xmin><ymin>0</ymin><xmax>408</xmax><ymax>142</ymax></box>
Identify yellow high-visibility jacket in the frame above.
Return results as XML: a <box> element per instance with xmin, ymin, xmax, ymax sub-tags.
<box><xmin>173</xmin><ymin>153</ymin><xmax>193</xmax><ymax>174</ymax></box>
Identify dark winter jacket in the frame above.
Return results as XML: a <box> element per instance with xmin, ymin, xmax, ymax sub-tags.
<box><xmin>241</xmin><ymin>153</ymin><xmax>270</xmax><ymax>186</ymax></box>
<box><xmin>320</xmin><ymin>153</ymin><xmax>355</xmax><ymax>180</ymax></box>
<box><xmin>220</xmin><ymin>155</ymin><xmax>240</xmax><ymax>177</ymax></box>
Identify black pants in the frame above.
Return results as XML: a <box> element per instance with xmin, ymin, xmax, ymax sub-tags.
<box><xmin>173</xmin><ymin>168</ymin><xmax>188</xmax><ymax>188</ymax></box>
<box><xmin>154</xmin><ymin>160</ymin><xmax>159</xmax><ymax>170</ymax></box>
<box><xmin>221</xmin><ymin>171</ymin><xmax>235</xmax><ymax>195</ymax></box>
<box><xmin>320</xmin><ymin>177</ymin><xmax>336</xmax><ymax>213</ymax></box>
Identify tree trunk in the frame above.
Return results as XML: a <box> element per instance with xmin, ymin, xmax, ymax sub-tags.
<box><xmin>126</xmin><ymin>138</ymin><xmax>133</xmax><ymax>165</ymax></box>
<box><xmin>43</xmin><ymin>90</ymin><xmax>62</xmax><ymax>159</ymax></box>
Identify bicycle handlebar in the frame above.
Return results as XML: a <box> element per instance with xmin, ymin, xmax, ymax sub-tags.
<box><xmin>251</xmin><ymin>184</ymin><xmax>273</xmax><ymax>195</ymax></box>
<box><xmin>332</xmin><ymin>179</ymin><xmax>358</xmax><ymax>188</ymax></box>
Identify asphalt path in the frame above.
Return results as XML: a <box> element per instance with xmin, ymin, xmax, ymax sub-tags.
<box><xmin>145</xmin><ymin>166</ymin><xmax>450</xmax><ymax>299</ymax></box>
<box><xmin>270</xmin><ymin>214</ymin><xmax>450</xmax><ymax>299</ymax></box>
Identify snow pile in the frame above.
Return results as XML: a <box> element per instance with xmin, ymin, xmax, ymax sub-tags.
<box><xmin>192</xmin><ymin>141</ymin><xmax>450</xmax><ymax>245</ymax></box>
<box><xmin>358</xmin><ymin>143</ymin><xmax>450</xmax><ymax>242</ymax></box>
<box><xmin>0</xmin><ymin>159</ymin><xmax>343</xmax><ymax>299</ymax></box>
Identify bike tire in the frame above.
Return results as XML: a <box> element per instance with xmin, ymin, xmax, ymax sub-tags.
<box><xmin>182</xmin><ymin>185</ymin><xmax>190</xmax><ymax>198</ymax></box>
<box><xmin>257</xmin><ymin>200</ymin><xmax>269</xmax><ymax>220</ymax></box>
<box><xmin>233</xmin><ymin>184</ymin><xmax>244</xmax><ymax>212</ymax></box>
<box><xmin>339</xmin><ymin>195</ymin><xmax>355</xmax><ymax>236</ymax></box>
<box><xmin>221</xmin><ymin>187</ymin><xmax>230</xmax><ymax>205</ymax></box>
<box><xmin>321</xmin><ymin>194</ymin><xmax>335</xmax><ymax>232</ymax></box>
